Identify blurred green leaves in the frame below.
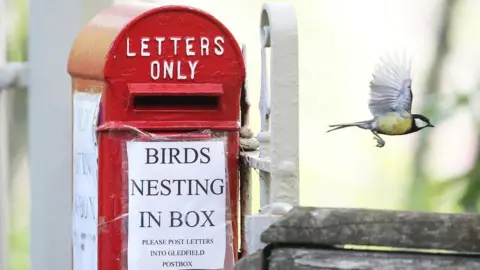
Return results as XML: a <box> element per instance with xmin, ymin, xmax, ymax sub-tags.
<box><xmin>404</xmin><ymin>0</ymin><xmax>480</xmax><ymax>213</ymax></box>
<box><xmin>434</xmin><ymin>89</ymin><xmax>480</xmax><ymax>213</ymax></box>
<box><xmin>7</xmin><ymin>0</ymin><xmax>29</xmax><ymax>269</ymax></box>
<box><xmin>407</xmin><ymin>0</ymin><xmax>457</xmax><ymax>211</ymax></box>
<box><xmin>7</xmin><ymin>0</ymin><xmax>28</xmax><ymax>62</ymax></box>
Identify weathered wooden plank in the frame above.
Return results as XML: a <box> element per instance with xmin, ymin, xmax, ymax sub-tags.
<box><xmin>268</xmin><ymin>248</ymin><xmax>480</xmax><ymax>270</ymax></box>
<box><xmin>234</xmin><ymin>251</ymin><xmax>262</xmax><ymax>270</ymax></box>
<box><xmin>261</xmin><ymin>207</ymin><xmax>480</xmax><ymax>253</ymax></box>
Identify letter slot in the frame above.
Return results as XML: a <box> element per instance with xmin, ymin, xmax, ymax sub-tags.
<box><xmin>128</xmin><ymin>83</ymin><xmax>222</xmax><ymax>111</ymax></box>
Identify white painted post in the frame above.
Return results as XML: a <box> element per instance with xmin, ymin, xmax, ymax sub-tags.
<box><xmin>258</xmin><ymin>26</ymin><xmax>271</xmax><ymax>209</ymax></box>
<box><xmin>243</xmin><ymin>2</ymin><xmax>299</xmax><ymax>254</ymax></box>
<box><xmin>262</xmin><ymin>3</ymin><xmax>299</xmax><ymax>207</ymax></box>
<box><xmin>0</xmin><ymin>1</ymin><xmax>10</xmax><ymax>269</ymax></box>
<box><xmin>28</xmin><ymin>0</ymin><xmax>111</xmax><ymax>269</ymax></box>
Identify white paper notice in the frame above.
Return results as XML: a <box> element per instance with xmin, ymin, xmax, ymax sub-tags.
<box><xmin>127</xmin><ymin>140</ymin><xmax>227</xmax><ymax>270</ymax></box>
<box><xmin>72</xmin><ymin>92</ymin><xmax>101</xmax><ymax>270</ymax></box>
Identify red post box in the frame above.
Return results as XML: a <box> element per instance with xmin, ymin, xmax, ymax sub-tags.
<box><xmin>68</xmin><ymin>4</ymin><xmax>245</xmax><ymax>270</ymax></box>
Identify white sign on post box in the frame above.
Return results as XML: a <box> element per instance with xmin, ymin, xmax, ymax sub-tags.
<box><xmin>72</xmin><ymin>92</ymin><xmax>101</xmax><ymax>270</ymax></box>
<box><xmin>127</xmin><ymin>140</ymin><xmax>227</xmax><ymax>269</ymax></box>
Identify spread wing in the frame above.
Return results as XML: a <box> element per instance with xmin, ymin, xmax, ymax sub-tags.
<box><xmin>368</xmin><ymin>53</ymin><xmax>413</xmax><ymax>116</ymax></box>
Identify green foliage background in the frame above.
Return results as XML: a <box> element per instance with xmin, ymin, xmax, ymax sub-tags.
<box><xmin>7</xmin><ymin>0</ymin><xmax>28</xmax><ymax>268</ymax></box>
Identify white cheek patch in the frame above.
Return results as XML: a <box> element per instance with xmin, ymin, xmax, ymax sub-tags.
<box><xmin>415</xmin><ymin>118</ymin><xmax>428</xmax><ymax>128</ymax></box>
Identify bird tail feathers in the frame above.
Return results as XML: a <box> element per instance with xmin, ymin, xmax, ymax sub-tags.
<box><xmin>326</xmin><ymin>120</ymin><xmax>372</xmax><ymax>133</ymax></box>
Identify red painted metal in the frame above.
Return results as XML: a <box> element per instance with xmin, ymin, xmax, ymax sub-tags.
<box><xmin>69</xmin><ymin>4</ymin><xmax>245</xmax><ymax>270</ymax></box>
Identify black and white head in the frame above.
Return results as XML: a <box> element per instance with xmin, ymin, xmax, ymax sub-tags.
<box><xmin>412</xmin><ymin>114</ymin><xmax>434</xmax><ymax>130</ymax></box>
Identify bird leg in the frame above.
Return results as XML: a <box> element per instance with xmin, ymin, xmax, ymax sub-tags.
<box><xmin>371</xmin><ymin>131</ymin><xmax>385</xmax><ymax>148</ymax></box>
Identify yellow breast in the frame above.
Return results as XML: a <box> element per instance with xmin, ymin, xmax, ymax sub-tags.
<box><xmin>376</xmin><ymin>113</ymin><xmax>413</xmax><ymax>135</ymax></box>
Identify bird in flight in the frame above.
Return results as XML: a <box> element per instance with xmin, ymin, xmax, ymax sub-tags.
<box><xmin>327</xmin><ymin>53</ymin><xmax>434</xmax><ymax>147</ymax></box>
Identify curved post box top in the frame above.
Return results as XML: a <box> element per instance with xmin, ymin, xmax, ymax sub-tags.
<box><xmin>68</xmin><ymin>4</ymin><xmax>245</xmax><ymax>129</ymax></box>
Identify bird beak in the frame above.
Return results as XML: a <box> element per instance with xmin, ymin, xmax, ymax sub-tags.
<box><xmin>428</xmin><ymin>123</ymin><xmax>435</xmax><ymax>128</ymax></box>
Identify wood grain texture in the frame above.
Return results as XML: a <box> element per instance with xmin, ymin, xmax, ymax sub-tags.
<box><xmin>261</xmin><ymin>207</ymin><xmax>480</xmax><ymax>252</ymax></box>
<box><xmin>234</xmin><ymin>251</ymin><xmax>262</xmax><ymax>270</ymax></box>
<box><xmin>268</xmin><ymin>248</ymin><xmax>480</xmax><ymax>270</ymax></box>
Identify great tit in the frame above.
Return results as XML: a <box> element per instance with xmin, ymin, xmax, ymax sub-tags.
<box><xmin>327</xmin><ymin>54</ymin><xmax>434</xmax><ymax>147</ymax></box>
